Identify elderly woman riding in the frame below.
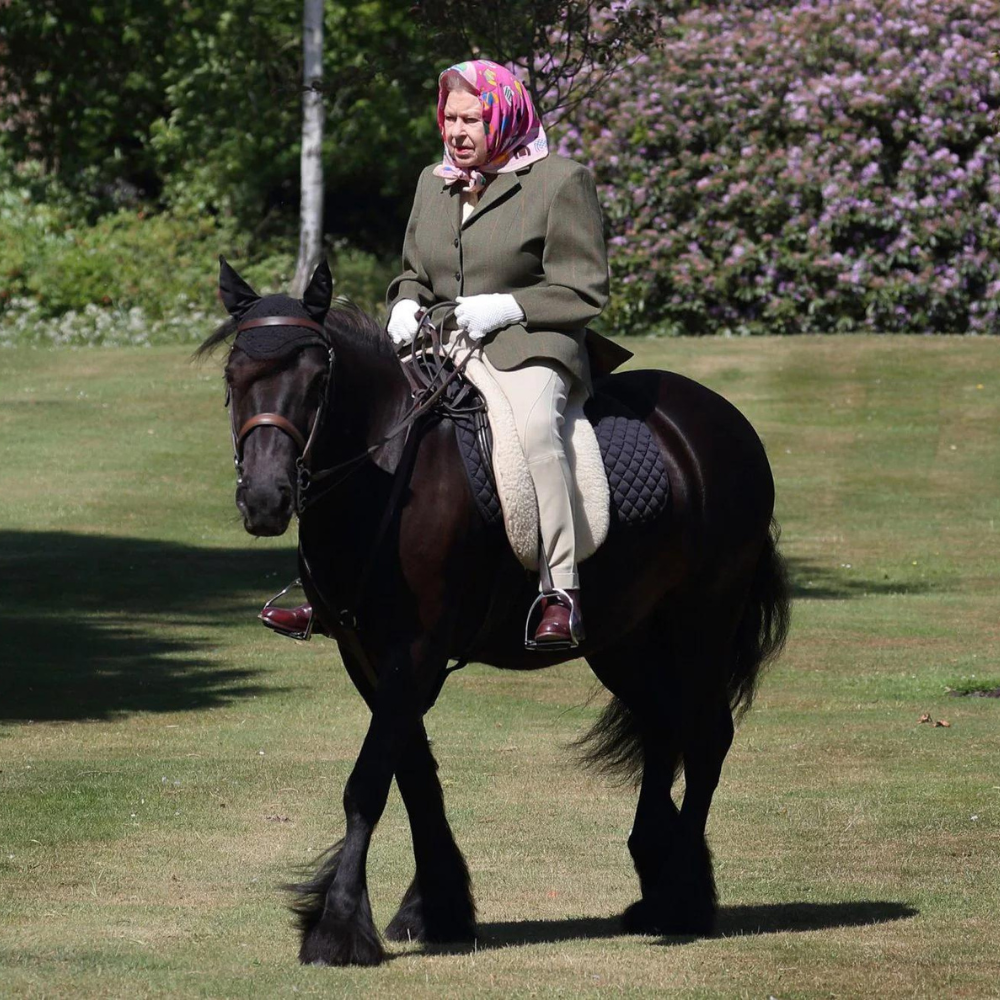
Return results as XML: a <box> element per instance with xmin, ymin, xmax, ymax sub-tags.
<box><xmin>386</xmin><ymin>59</ymin><xmax>611</xmax><ymax>646</ymax></box>
<box><xmin>263</xmin><ymin>59</ymin><xmax>616</xmax><ymax>648</ymax></box>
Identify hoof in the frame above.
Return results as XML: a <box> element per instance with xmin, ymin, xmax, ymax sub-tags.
<box><xmin>299</xmin><ymin>918</ymin><xmax>385</xmax><ymax>967</ymax></box>
<box><xmin>621</xmin><ymin>897</ymin><xmax>715</xmax><ymax>937</ymax></box>
<box><xmin>385</xmin><ymin>880</ymin><xmax>476</xmax><ymax>944</ymax></box>
<box><xmin>385</xmin><ymin>913</ymin><xmax>476</xmax><ymax>945</ymax></box>
<box><xmin>622</xmin><ymin>899</ymin><xmax>659</xmax><ymax>935</ymax></box>
<box><xmin>384</xmin><ymin>902</ymin><xmax>421</xmax><ymax>943</ymax></box>
<box><xmin>385</xmin><ymin>887</ymin><xmax>476</xmax><ymax>944</ymax></box>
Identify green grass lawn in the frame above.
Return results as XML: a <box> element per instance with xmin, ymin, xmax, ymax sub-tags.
<box><xmin>1</xmin><ymin>337</ymin><xmax>998</xmax><ymax>998</ymax></box>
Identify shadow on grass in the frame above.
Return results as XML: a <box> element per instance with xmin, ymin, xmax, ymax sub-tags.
<box><xmin>415</xmin><ymin>900</ymin><xmax>916</xmax><ymax>955</ymax></box>
<box><xmin>786</xmin><ymin>557</ymin><xmax>936</xmax><ymax>600</ymax></box>
<box><xmin>1</xmin><ymin>529</ymin><xmax>299</xmax><ymax>724</ymax></box>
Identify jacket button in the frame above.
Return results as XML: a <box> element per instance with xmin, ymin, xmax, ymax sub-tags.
<box><xmin>454</xmin><ymin>271</ymin><xmax>461</xmax><ymax>281</ymax></box>
<box><xmin>453</xmin><ymin>238</ymin><xmax>459</xmax><ymax>247</ymax></box>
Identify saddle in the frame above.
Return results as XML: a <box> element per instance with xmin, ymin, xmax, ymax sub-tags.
<box><xmin>444</xmin><ymin>368</ymin><xmax>671</xmax><ymax>565</ymax></box>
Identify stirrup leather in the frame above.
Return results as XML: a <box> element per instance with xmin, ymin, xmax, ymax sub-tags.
<box><xmin>524</xmin><ymin>588</ymin><xmax>583</xmax><ymax>651</ymax></box>
<box><xmin>258</xmin><ymin>578</ymin><xmax>314</xmax><ymax>641</ymax></box>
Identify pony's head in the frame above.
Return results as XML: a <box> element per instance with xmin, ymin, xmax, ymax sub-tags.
<box><xmin>215</xmin><ymin>257</ymin><xmax>334</xmax><ymax>536</ymax></box>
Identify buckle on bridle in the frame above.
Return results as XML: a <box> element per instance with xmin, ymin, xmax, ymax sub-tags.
<box><xmin>296</xmin><ymin>458</ymin><xmax>311</xmax><ymax>494</ymax></box>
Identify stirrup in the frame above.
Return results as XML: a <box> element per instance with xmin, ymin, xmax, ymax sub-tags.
<box><xmin>523</xmin><ymin>588</ymin><xmax>583</xmax><ymax>652</ymax></box>
<box><xmin>258</xmin><ymin>578</ymin><xmax>314</xmax><ymax>641</ymax></box>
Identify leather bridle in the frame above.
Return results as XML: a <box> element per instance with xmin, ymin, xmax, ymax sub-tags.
<box><xmin>227</xmin><ymin>315</ymin><xmax>334</xmax><ymax>513</ymax></box>
<box><xmin>226</xmin><ymin>303</ymin><xmax>476</xmax><ymax>517</ymax></box>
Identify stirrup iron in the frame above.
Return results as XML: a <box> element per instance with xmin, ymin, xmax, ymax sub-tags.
<box><xmin>523</xmin><ymin>586</ymin><xmax>584</xmax><ymax>651</ymax></box>
<box><xmin>259</xmin><ymin>578</ymin><xmax>314</xmax><ymax>641</ymax></box>
<box><xmin>524</xmin><ymin>541</ymin><xmax>582</xmax><ymax>651</ymax></box>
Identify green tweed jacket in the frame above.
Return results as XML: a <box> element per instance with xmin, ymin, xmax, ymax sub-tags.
<box><xmin>386</xmin><ymin>154</ymin><xmax>628</xmax><ymax>388</ymax></box>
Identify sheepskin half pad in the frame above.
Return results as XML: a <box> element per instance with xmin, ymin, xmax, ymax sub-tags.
<box><xmin>460</xmin><ymin>355</ymin><xmax>609</xmax><ymax>571</ymax></box>
<box><xmin>451</xmin><ymin>369</ymin><xmax>672</xmax><ymax>572</ymax></box>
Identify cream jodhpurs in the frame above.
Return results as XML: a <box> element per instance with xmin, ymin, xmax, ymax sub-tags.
<box><xmin>438</xmin><ymin>329</ymin><xmax>582</xmax><ymax>591</ymax></box>
<box><xmin>477</xmin><ymin>353</ymin><xmax>580</xmax><ymax>591</ymax></box>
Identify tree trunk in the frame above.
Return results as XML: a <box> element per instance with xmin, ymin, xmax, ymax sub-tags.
<box><xmin>291</xmin><ymin>0</ymin><xmax>326</xmax><ymax>297</ymax></box>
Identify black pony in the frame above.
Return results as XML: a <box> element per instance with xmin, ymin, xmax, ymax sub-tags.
<box><xmin>200</xmin><ymin>259</ymin><xmax>790</xmax><ymax>966</ymax></box>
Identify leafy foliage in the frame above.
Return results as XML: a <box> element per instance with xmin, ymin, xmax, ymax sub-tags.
<box><xmin>0</xmin><ymin>1</ymin><xmax>453</xmax><ymax>244</ymax></box>
<box><xmin>4</xmin><ymin>1</ymin><xmax>1000</xmax><ymax>336</ymax></box>
<box><xmin>146</xmin><ymin>1</ymin><xmax>304</xmax><ymax>223</ymax></box>
<box><xmin>0</xmin><ymin>0</ymin><xmax>450</xmax><ymax>336</ymax></box>
<box><xmin>0</xmin><ymin>1</ymin><xmax>177</xmax><ymax>209</ymax></box>
<box><xmin>411</xmin><ymin>1</ymin><xmax>663</xmax><ymax>126</ymax></box>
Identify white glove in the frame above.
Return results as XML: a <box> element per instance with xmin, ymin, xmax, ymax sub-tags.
<box><xmin>454</xmin><ymin>293</ymin><xmax>524</xmax><ymax>342</ymax></box>
<box><xmin>387</xmin><ymin>298</ymin><xmax>421</xmax><ymax>345</ymax></box>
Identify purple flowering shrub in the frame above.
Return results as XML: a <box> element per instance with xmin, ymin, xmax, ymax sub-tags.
<box><xmin>554</xmin><ymin>1</ymin><xmax>1000</xmax><ymax>334</ymax></box>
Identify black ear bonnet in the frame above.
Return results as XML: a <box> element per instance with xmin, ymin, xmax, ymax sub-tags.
<box><xmin>234</xmin><ymin>295</ymin><xmax>330</xmax><ymax>360</ymax></box>
<box><xmin>219</xmin><ymin>256</ymin><xmax>333</xmax><ymax>360</ymax></box>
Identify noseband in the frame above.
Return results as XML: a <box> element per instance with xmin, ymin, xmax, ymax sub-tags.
<box><xmin>227</xmin><ymin>315</ymin><xmax>333</xmax><ymax>511</ymax></box>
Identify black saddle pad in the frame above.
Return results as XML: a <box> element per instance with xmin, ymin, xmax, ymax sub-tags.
<box><xmin>447</xmin><ymin>379</ymin><xmax>670</xmax><ymax>531</ymax></box>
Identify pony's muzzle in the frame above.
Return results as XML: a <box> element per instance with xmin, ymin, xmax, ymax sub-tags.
<box><xmin>237</xmin><ymin>479</ymin><xmax>294</xmax><ymax>536</ymax></box>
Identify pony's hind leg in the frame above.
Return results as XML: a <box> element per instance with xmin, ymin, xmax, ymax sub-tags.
<box><xmin>586</xmin><ymin>624</ymin><xmax>735</xmax><ymax>936</ymax></box>
<box><xmin>585</xmin><ymin>635</ymin><xmax>684</xmax><ymax>933</ymax></box>
<box><xmin>385</xmin><ymin>721</ymin><xmax>476</xmax><ymax>944</ymax></box>
<box><xmin>622</xmin><ymin>692</ymin><xmax>734</xmax><ymax>937</ymax></box>
<box><xmin>673</xmin><ymin>697</ymin><xmax>734</xmax><ymax>932</ymax></box>
<box><xmin>621</xmin><ymin>721</ymin><xmax>684</xmax><ymax>934</ymax></box>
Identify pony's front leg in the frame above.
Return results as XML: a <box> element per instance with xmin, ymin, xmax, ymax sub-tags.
<box><xmin>292</xmin><ymin>660</ymin><xmax>423</xmax><ymax>966</ymax></box>
<box><xmin>385</xmin><ymin>722</ymin><xmax>476</xmax><ymax>944</ymax></box>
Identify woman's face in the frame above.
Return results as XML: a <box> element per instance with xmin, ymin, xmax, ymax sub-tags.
<box><xmin>443</xmin><ymin>88</ymin><xmax>488</xmax><ymax>168</ymax></box>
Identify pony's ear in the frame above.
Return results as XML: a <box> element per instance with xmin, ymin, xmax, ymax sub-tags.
<box><xmin>302</xmin><ymin>258</ymin><xmax>333</xmax><ymax>321</ymax></box>
<box><xmin>218</xmin><ymin>256</ymin><xmax>261</xmax><ymax>319</ymax></box>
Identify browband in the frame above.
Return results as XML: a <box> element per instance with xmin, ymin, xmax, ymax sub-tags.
<box><xmin>236</xmin><ymin>315</ymin><xmax>327</xmax><ymax>335</ymax></box>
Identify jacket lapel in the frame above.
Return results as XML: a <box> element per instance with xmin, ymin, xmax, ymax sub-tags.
<box><xmin>446</xmin><ymin>184</ymin><xmax>461</xmax><ymax>238</ymax></box>
<box><xmin>462</xmin><ymin>171</ymin><xmax>522</xmax><ymax>230</ymax></box>
<box><xmin>433</xmin><ymin>180</ymin><xmax>463</xmax><ymax>238</ymax></box>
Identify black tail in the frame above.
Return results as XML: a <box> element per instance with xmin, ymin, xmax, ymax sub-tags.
<box><xmin>573</xmin><ymin>695</ymin><xmax>646</xmax><ymax>786</ymax></box>
<box><xmin>728</xmin><ymin>518</ymin><xmax>790</xmax><ymax>719</ymax></box>
<box><xmin>574</xmin><ymin>519</ymin><xmax>790</xmax><ymax>784</ymax></box>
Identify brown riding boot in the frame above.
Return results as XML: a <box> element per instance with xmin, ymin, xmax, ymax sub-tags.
<box><xmin>260</xmin><ymin>603</ymin><xmax>315</xmax><ymax>639</ymax></box>
<box><xmin>532</xmin><ymin>589</ymin><xmax>584</xmax><ymax>646</ymax></box>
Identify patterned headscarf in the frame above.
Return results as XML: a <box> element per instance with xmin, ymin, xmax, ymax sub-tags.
<box><xmin>433</xmin><ymin>59</ymin><xmax>549</xmax><ymax>194</ymax></box>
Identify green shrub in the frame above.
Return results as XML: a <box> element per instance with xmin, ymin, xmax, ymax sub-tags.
<box><xmin>0</xmin><ymin>164</ymin><xmax>396</xmax><ymax>346</ymax></box>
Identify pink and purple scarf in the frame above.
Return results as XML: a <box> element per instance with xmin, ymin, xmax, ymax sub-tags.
<box><xmin>433</xmin><ymin>60</ymin><xmax>549</xmax><ymax>194</ymax></box>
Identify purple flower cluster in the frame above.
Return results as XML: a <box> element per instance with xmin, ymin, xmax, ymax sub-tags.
<box><xmin>553</xmin><ymin>0</ymin><xmax>1000</xmax><ymax>334</ymax></box>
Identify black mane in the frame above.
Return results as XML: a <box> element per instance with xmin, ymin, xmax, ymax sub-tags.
<box><xmin>323</xmin><ymin>300</ymin><xmax>396</xmax><ymax>361</ymax></box>
<box><xmin>195</xmin><ymin>315</ymin><xmax>238</xmax><ymax>358</ymax></box>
